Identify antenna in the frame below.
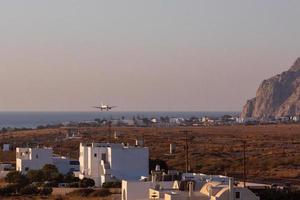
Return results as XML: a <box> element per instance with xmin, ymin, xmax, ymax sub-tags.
<box><xmin>180</xmin><ymin>130</ymin><xmax>192</xmax><ymax>173</ymax></box>
<box><xmin>108</xmin><ymin>121</ymin><xmax>112</xmax><ymax>142</ymax></box>
<box><xmin>243</xmin><ymin>140</ymin><xmax>247</xmax><ymax>188</ymax></box>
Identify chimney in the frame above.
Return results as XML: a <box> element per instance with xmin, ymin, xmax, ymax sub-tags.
<box><xmin>188</xmin><ymin>181</ymin><xmax>194</xmax><ymax>197</ymax></box>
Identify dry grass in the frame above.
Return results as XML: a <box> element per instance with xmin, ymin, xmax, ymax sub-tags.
<box><xmin>2</xmin><ymin>124</ymin><xmax>300</xmax><ymax>185</ymax></box>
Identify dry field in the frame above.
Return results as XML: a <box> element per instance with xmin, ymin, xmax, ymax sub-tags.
<box><xmin>1</xmin><ymin>124</ymin><xmax>300</xmax><ymax>185</ymax></box>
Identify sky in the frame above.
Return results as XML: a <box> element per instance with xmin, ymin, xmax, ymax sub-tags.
<box><xmin>0</xmin><ymin>1</ymin><xmax>300</xmax><ymax>112</ymax></box>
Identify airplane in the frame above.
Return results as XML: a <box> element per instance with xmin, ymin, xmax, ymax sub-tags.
<box><xmin>92</xmin><ymin>102</ymin><xmax>117</xmax><ymax>111</ymax></box>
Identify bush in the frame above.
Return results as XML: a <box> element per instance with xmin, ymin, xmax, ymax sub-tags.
<box><xmin>19</xmin><ymin>185</ymin><xmax>39</xmax><ymax>195</ymax></box>
<box><xmin>42</xmin><ymin>181</ymin><xmax>58</xmax><ymax>188</ymax></box>
<box><xmin>41</xmin><ymin>164</ymin><xmax>63</xmax><ymax>182</ymax></box>
<box><xmin>69</xmin><ymin>182</ymin><xmax>79</xmax><ymax>188</ymax></box>
<box><xmin>39</xmin><ymin>187</ymin><xmax>53</xmax><ymax>196</ymax></box>
<box><xmin>5</xmin><ymin>171</ymin><xmax>28</xmax><ymax>187</ymax></box>
<box><xmin>102</xmin><ymin>181</ymin><xmax>121</xmax><ymax>188</ymax></box>
<box><xmin>63</xmin><ymin>172</ymin><xmax>80</xmax><ymax>183</ymax></box>
<box><xmin>79</xmin><ymin>178</ymin><xmax>95</xmax><ymax>188</ymax></box>
<box><xmin>27</xmin><ymin>170</ymin><xmax>45</xmax><ymax>183</ymax></box>
<box><xmin>0</xmin><ymin>184</ymin><xmax>18</xmax><ymax>196</ymax></box>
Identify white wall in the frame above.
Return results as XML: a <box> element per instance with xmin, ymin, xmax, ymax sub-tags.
<box><xmin>79</xmin><ymin>143</ymin><xmax>149</xmax><ymax>187</ymax></box>
<box><xmin>110</xmin><ymin>147</ymin><xmax>149</xmax><ymax>181</ymax></box>
<box><xmin>16</xmin><ymin>147</ymin><xmax>78</xmax><ymax>175</ymax></box>
<box><xmin>79</xmin><ymin>144</ymin><xmax>89</xmax><ymax>174</ymax></box>
<box><xmin>16</xmin><ymin>148</ymin><xmax>53</xmax><ymax>173</ymax></box>
<box><xmin>53</xmin><ymin>157</ymin><xmax>80</xmax><ymax>174</ymax></box>
<box><xmin>122</xmin><ymin>180</ymin><xmax>174</xmax><ymax>200</ymax></box>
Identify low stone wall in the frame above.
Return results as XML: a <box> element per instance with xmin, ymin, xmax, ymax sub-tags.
<box><xmin>52</xmin><ymin>188</ymin><xmax>121</xmax><ymax>196</ymax></box>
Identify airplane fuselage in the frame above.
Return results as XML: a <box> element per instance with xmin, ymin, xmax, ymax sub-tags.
<box><xmin>93</xmin><ymin>103</ymin><xmax>116</xmax><ymax>111</ymax></box>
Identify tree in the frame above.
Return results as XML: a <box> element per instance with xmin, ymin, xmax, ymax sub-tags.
<box><xmin>27</xmin><ymin>170</ymin><xmax>45</xmax><ymax>183</ymax></box>
<box><xmin>41</xmin><ymin>164</ymin><xmax>63</xmax><ymax>182</ymax></box>
<box><xmin>63</xmin><ymin>172</ymin><xmax>80</xmax><ymax>183</ymax></box>
<box><xmin>19</xmin><ymin>185</ymin><xmax>39</xmax><ymax>195</ymax></box>
<box><xmin>5</xmin><ymin>171</ymin><xmax>28</xmax><ymax>187</ymax></box>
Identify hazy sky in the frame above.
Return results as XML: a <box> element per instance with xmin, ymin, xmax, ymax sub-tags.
<box><xmin>1</xmin><ymin>1</ymin><xmax>300</xmax><ymax>111</ymax></box>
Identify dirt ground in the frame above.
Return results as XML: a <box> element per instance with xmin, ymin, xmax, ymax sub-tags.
<box><xmin>1</xmin><ymin>124</ymin><xmax>300</xmax><ymax>185</ymax></box>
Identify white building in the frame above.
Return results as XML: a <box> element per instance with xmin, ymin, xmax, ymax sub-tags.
<box><xmin>0</xmin><ymin>163</ymin><xmax>14</xmax><ymax>179</ymax></box>
<box><xmin>2</xmin><ymin>144</ymin><xmax>10</xmax><ymax>152</ymax></box>
<box><xmin>169</xmin><ymin>118</ymin><xmax>185</xmax><ymax>125</ymax></box>
<box><xmin>16</xmin><ymin>147</ymin><xmax>79</xmax><ymax>174</ymax></box>
<box><xmin>122</xmin><ymin>175</ymin><xmax>260</xmax><ymax>200</ymax></box>
<box><xmin>122</xmin><ymin>180</ymin><xmax>175</xmax><ymax>200</ymax></box>
<box><xmin>79</xmin><ymin>143</ymin><xmax>149</xmax><ymax>187</ymax></box>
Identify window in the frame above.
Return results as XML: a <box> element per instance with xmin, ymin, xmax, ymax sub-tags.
<box><xmin>70</xmin><ymin>161</ymin><xmax>80</xmax><ymax>165</ymax></box>
<box><xmin>36</xmin><ymin>154</ymin><xmax>39</xmax><ymax>159</ymax></box>
<box><xmin>235</xmin><ymin>192</ymin><xmax>240</xmax><ymax>199</ymax></box>
<box><xmin>94</xmin><ymin>153</ymin><xmax>97</xmax><ymax>157</ymax></box>
<box><xmin>25</xmin><ymin>167</ymin><xmax>29</xmax><ymax>171</ymax></box>
<box><xmin>101</xmin><ymin>153</ymin><xmax>106</xmax><ymax>163</ymax></box>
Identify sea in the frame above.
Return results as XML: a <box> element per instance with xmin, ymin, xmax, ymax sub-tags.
<box><xmin>0</xmin><ymin>111</ymin><xmax>239</xmax><ymax>129</ymax></box>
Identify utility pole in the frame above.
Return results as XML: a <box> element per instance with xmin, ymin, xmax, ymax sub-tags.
<box><xmin>243</xmin><ymin>140</ymin><xmax>246</xmax><ymax>188</ymax></box>
<box><xmin>108</xmin><ymin>121</ymin><xmax>112</xmax><ymax>141</ymax></box>
<box><xmin>180</xmin><ymin>130</ymin><xmax>191</xmax><ymax>173</ymax></box>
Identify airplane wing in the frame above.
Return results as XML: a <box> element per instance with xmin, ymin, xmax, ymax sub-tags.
<box><xmin>92</xmin><ymin>106</ymin><xmax>102</xmax><ymax>109</ymax></box>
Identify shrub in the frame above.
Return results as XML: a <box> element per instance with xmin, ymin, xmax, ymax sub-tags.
<box><xmin>39</xmin><ymin>187</ymin><xmax>53</xmax><ymax>196</ymax></box>
<box><xmin>19</xmin><ymin>185</ymin><xmax>39</xmax><ymax>195</ymax></box>
<box><xmin>0</xmin><ymin>184</ymin><xmax>18</xmax><ymax>196</ymax></box>
<box><xmin>27</xmin><ymin>170</ymin><xmax>45</xmax><ymax>183</ymax></box>
<box><xmin>42</xmin><ymin>181</ymin><xmax>58</xmax><ymax>187</ymax></box>
<box><xmin>79</xmin><ymin>178</ymin><xmax>95</xmax><ymax>188</ymax></box>
<box><xmin>5</xmin><ymin>171</ymin><xmax>28</xmax><ymax>187</ymax></box>
<box><xmin>68</xmin><ymin>182</ymin><xmax>79</xmax><ymax>188</ymax></box>
<box><xmin>63</xmin><ymin>172</ymin><xmax>80</xmax><ymax>183</ymax></box>
<box><xmin>41</xmin><ymin>165</ymin><xmax>63</xmax><ymax>182</ymax></box>
<box><xmin>102</xmin><ymin>181</ymin><xmax>121</xmax><ymax>188</ymax></box>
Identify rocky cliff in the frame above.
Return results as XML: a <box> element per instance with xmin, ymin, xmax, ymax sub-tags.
<box><xmin>241</xmin><ymin>58</ymin><xmax>300</xmax><ymax>120</ymax></box>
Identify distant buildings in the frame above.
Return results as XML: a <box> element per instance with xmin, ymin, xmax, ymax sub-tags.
<box><xmin>79</xmin><ymin>142</ymin><xmax>149</xmax><ymax>187</ymax></box>
<box><xmin>16</xmin><ymin>147</ymin><xmax>79</xmax><ymax>174</ymax></box>
<box><xmin>0</xmin><ymin>163</ymin><xmax>14</xmax><ymax>179</ymax></box>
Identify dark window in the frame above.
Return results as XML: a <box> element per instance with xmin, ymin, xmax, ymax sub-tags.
<box><xmin>36</xmin><ymin>154</ymin><xmax>39</xmax><ymax>159</ymax></box>
<box><xmin>94</xmin><ymin>153</ymin><xmax>97</xmax><ymax>157</ymax></box>
<box><xmin>236</xmin><ymin>192</ymin><xmax>240</xmax><ymax>199</ymax></box>
<box><xmin>101</xmin><ymin>153</ymin><xmax>106</xmax><ymax>163</ymax></box>
<box><xmin>69</xmin><ymin>161</ymin><xmax>80</xmax><ymax>165</ymax></box>
<box><xmin>25</xmin><ymin>167</ymin><xmax>29</xmax><ymax>171</ymax></box>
